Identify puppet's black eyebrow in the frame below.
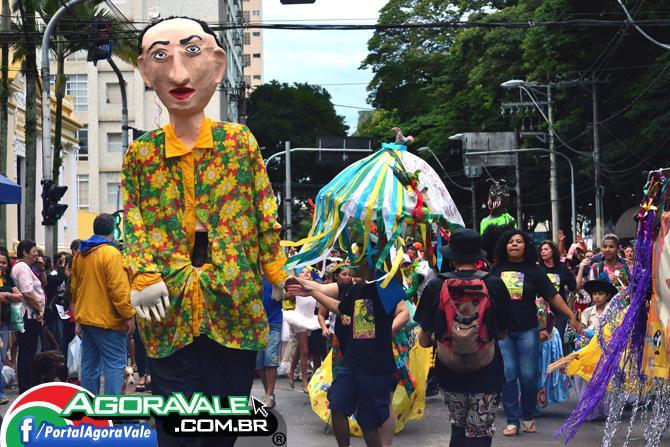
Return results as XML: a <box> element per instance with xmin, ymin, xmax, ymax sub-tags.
<box><xmin>180</xmin><ymin>35</ymin><xmax>202</xmax><ymax>45</ymax></box>
<box><xmin>148</xmin><ymin>40</ymin><xmax>169</xmax><ymax>51</ymax></box>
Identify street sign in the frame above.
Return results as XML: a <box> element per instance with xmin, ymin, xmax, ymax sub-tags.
<box><xmin>315</xmin><ymin>137</ymin><xmax>372</xmax><ymax>166</ymax></box>
<box><xmin>461</xmin><ymin>132</ymin><xmax>517</xmax><ymax>169</ymax></box>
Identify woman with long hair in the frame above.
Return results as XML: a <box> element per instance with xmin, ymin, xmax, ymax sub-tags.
<box><xmin>490</xmin><ymin>230</ymin><xmax>582</xmax><ymax>436</ymax></box>
<box><xmin>11</xmin><ymin>240</ymin><xmax>47</xmax><ymax>393</ymax></box>
<box><xmin>537</xmin><ymin>240</ymin><xmax>576</xmax><ymax>342</ymax></box>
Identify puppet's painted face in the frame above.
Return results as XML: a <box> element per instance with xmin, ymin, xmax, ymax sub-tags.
<box><xmin>138</xmin><ymin>18</ymin><xmax>226</xmax><ymax>117</ymax></box>
<box><xmin>486</xmin><ymin>179</ymin><xmax>510</xmax><ymax>216</ymax></box>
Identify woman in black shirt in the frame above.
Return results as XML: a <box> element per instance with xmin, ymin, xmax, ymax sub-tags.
<box><xmin>538</xmin><ymin>240</ymin><xmax>576</xmax><ymax>342</ymax></box>
<box><xmin>490</xmin><ymin>230</ymin><xmax>582</xmax><ymax>436</ymax></box>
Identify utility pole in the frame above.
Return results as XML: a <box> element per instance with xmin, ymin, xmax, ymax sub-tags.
<box><xmin>284</xmin><ymin>141</ymin><xmax>292</xmax><ymax>241</ymax></box>
<box><xmin>592</xmin><ymin>74</ymin><xmax>603</xmax><ymax>246</ymax></box>
<box><xmin>547</xmin><ymin>85</ymin><xmax>559</xmax><ymax>243</ymax></box>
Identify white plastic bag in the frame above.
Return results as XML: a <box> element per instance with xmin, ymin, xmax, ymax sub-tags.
<box><xmin>67</xmin><ymin>335</ymin><xmax>81</xmax><ymax>377</ymax></box>
<box><xmin>2</xmin><ymin>365</ymin><xmax>15</xmax><ymax>388</ymax></box>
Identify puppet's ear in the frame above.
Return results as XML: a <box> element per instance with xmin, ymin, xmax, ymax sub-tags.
<box><xmin>211</xmin><ymin>47</ymin><xmax>227</xmax><ymax>84</ymax></box>
<box><xmin>137</xmin><ymin>55</ymin><xmax>154</xmax><ymax>89</ymax></box>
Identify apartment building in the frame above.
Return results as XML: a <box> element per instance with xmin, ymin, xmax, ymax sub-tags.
<box><xmin>243</xmin><ymin>0</ymin><xmax>264</xmax><ymax>92</ymax></box>
<box><xmin>66</xmin><ymin>0</ymin><xmax>245</xmax><ymax>223</ymax></box>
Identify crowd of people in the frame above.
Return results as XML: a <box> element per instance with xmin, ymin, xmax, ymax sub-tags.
<box><xmin>0</xmin><ymin>213</ymin><xmax>153</xmax><ymax>401</ymax></box>
<box><xmin>0</xmin><ymin>211</ymin><xmax>636</xmax><ymax>447</ymax></box>
<box><xmin>271</xmin><ymin>227</ymin><xmax>637</xmax><ymax>447</ymax></box>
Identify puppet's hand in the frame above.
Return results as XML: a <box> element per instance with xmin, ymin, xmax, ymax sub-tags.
<box><xmin>271</xmin><ymin>281</ymin><xmax>286</xmax><ymax>302</ymax></box>
<box><xmin>131</xmin><ymin>281</ymin><xmax>170</xmax><ymax>322</ymax></box>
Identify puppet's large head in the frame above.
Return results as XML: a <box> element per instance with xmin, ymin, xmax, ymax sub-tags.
<box><xmin>137</xmin><ymin>17</ymin><xmax>226</xmax><ymax>118</ymax></box>
<box><xmin>486</xmin><ymin>178</ymin><xmax>511</xmax><ymax>216</ymax></box>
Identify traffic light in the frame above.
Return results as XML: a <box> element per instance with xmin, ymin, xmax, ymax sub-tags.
<box><xmin>112</xmin><ymin>210</ymin><xmax>124</xmax><ymax>241</ymax></box>
<box><xmin>280</xmin><ymin>0</ymin><xmax>316</xmax><ymax>3</ymax></box>
<box><xmin>87</xmin><ymin>19</ymin><xmax>113</xmax><ymax>65</ymax></box>
<box><xmin>41</xmin><ymin>180</ymin><xmax>68</xmax><ymax>226</ymax></box>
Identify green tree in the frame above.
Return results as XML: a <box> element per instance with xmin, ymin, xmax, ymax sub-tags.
<box><xmin>246</xmin><ymin>81</ymin><xmax>348</xmax><ymax>185</ymax></box>
<box><xmin>360</xmin><ymin>0</ymin><xmax>670</xmax><ymax>237</ymax></box>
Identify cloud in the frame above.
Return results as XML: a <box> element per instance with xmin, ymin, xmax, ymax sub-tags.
<box><xmin>262</xmin><ymin>0</ymin><xmax>387</xmax><ymax>133</ymax></box>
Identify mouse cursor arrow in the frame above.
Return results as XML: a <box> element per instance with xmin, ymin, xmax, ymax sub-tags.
<box><xmin>249</xmin><ymin>396</ymin><xmax>268</xmax><ymax>418</ymax></box>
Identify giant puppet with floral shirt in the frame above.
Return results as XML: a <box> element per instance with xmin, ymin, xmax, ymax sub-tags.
<box><xmin>122</xmin><ymin>17</ymin><xmax>286</xmax><ymax>447</ymax></box>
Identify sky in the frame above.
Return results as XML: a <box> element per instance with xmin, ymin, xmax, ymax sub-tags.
<box><xmin>262</xmin><ymin>0</ymin><xmax>388</xmax><ymax>134</ymax></box>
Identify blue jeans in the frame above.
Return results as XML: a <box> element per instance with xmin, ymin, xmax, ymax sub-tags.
<box><xmin>80</xmin><ymin>325</ymin><xmax>128</xmax><ymax>395</ymax></box>
<box><xmin>499</xmin><ymin>327</ymin><xmax>540</xmax><ymax>426</ymax></box>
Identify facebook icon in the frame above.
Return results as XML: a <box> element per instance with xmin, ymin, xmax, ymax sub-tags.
<box><xmin>20</xmin><ymin>416</ymin><xmax>33</xmax><ymax>444</ymax></box>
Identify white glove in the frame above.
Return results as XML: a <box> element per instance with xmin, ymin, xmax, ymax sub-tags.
<box><xmin>271</xmin><ymin>281</ymin><xmax>286</xmax><ymax>301</ymax></box>
<box><xmin>131</xmin><ymin>281</ymin><xmax>170</xmax><ymax>322</ymax></box>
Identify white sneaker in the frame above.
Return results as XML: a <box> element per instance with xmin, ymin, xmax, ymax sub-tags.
<box><xmin>261</xmin><ymin>394</ymin><xmax>276</xmax><ymax>409</ymax></box>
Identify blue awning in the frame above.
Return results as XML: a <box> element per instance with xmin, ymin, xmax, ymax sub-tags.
<box><xmin>0</xmin><ymin>175</ymin><xmax>21</xmax><ymax>204</ymax></box>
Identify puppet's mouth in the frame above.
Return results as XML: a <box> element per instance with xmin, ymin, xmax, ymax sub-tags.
<box><xmin>169</xmin><ymin>88</ymin><xmax>196</xmax><ymax>100</ymax></box>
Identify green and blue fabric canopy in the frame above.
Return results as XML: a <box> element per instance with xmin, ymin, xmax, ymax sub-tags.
<box><xmin>283</xmin><ymin>143</ymin><xmax>464</xmax><ymax>288</ymax></box>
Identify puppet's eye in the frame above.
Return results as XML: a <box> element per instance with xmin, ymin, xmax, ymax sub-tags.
<box><xmin>152</xmin><ymin>50</ymin><xmax>168</xmax><ymax>61</ymax></box>
<box><xmin>185</xmin><ymin>44</ymin><xmax>201</xmax><ymax>55</ymax></box>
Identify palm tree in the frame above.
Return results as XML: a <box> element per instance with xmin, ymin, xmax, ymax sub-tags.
<box><xmin>39</xmin><ymin>0</ymin><xmax>136</xmax><ymax>184</ymax></box>
<box><xmin>11</xmin><ymin>0</ymin><xmax>39</xmax><ymax>241</ymax></box>
<box><xmin>7</xmin><ymin>0</ymin><xmax>135</xmax><ymax>245</ymax></box>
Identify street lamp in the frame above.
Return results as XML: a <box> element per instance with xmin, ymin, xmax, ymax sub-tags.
<box><xmin>417</xmin><ymin>146</ymin><xmax>477</xmax><ymax>230</ymax></box>
<box><xmin>501</xmin><ymin>79</ymin><xmax>560</xmax><ymax>243</ymax></box>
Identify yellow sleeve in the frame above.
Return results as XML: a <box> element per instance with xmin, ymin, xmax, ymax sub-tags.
<box><xmin>122</xmin><ymin>141</ymin><xmax>163</xmax><ymax>290</ymax></box>
<box><xmin>245</xmin><ymin>128</ymin><xmax>287</xmax><ymax>284</ymax></box>
<box><xmin>106</xmin><ymin>248</ymin><xmax>136</xmax><ymax>320</ymax></box>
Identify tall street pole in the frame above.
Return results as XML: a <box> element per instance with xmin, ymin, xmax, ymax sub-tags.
<box><xmin>547</xmin><ymin>85</ymin><xmax>559</xmax><ymax>243</ymax></box>
<box><xmin>41</xmin><ymin>0</ymin><xmax>87</xmax><ymax>257</ymax></box>
<box><xmin>592</xmin><ymin>75</ymin><xmax>603</xmax><ymax>246</ymax></box>
<box><xmin>284</xmin><ymin>141</ymin><xmax>292</xmax><ymax>241</ymax></box>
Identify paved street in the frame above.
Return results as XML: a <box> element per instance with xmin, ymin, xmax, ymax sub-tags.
<box><xmin>256</xmin><ymin>377</ymin><xmax>658</xmax><ymax>447</ymax></box>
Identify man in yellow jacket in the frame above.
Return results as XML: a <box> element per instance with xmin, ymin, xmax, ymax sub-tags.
<box><xmin>71</xmin><ymin>213</ymin><xmax>135</xmax><ymax>395</ymax></box>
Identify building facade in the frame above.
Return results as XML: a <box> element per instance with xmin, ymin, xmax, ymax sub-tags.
<box><xmin>243</xmin><ymin>0</ymin><xmax>264</xmax><ymax>92</ymax></box>
<box><xmin>66</xmin><ymin>0</ymin><xmax>245</xmax><ymax>224</ymax></box>
<box><xmin>4</xmin><ymin>65</ymin><xmax>82</xmax><ymax>251</ymax></box>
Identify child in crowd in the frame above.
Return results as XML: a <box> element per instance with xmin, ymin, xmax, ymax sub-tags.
<box><xmin>287</xmin><ymin>260</ymin><xmax>409</xmax><ymax>447</ymax></box>
<box><xmin>567</xmin><ymin>278</ymin><xmax>618</xmax><ymax>420</ymax></box>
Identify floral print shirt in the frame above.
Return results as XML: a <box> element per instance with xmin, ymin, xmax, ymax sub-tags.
<box><xmin>122</xmin><ymin>118</ymin><xmax>284</xmax><ymax>358</ymax></box>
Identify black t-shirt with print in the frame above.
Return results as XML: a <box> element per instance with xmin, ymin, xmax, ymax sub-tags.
<box><xmin>337</xmin><ymin>281</ymin><xmax>396</xmax><ymax>375</ymax></box>
<box><xmin>0</xmin><ymin>276</ymin><xmax>14</xmax><ymax>323</ymax></box>
<box><xmin>414</xmin><ymin>270</ymin><xmax>518</xmax><ymax>393</ymax></box>
<box><xmin>490</xmin><ymin>261</ymin><xmax>558</xmax><ymax>331</ymax></box>
<box><xmin>540</xmin><ymin>262</ymin><xmax>576</xmax><ymax>301</ymax></box>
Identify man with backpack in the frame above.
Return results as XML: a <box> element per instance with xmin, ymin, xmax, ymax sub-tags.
<box><xmin>414</xmin><ymin>228</ymin><xmax>518</xmax><ymax>447</ymax></box>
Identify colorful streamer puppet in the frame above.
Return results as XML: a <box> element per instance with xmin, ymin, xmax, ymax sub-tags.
<box><xmin>284</xmin><ymin>129</ymin><xmax>464</xmax><ymax>302</ymax></box>
<box><xmin>557</xmin><ymin>169</ymin><xmax>670</xmax><ymax>446</ymax></box>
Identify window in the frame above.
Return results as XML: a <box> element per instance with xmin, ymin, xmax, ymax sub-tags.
<box><xmin>243</xmin><ymin>33</ymin><xmax>251</xmax><ymax>45</ymax></box>
<box><xmin>107</xmin><ymin>182</ymin><xmax>121</xmax><ymax>206</ymax></box>
<box><xmin>77</xmin><ymin>175</ymin><xmax>89</xmax><ymax>209</ymax></box>
<box><xmin>244</xmin><ymin>76</ymin><xmax>251</xmax><ymax>85</ymax></box>
<box><xmin>76</xmin><ymin>125</ymin><xmax>88</xmax><ymax>161</ymax></box>
<box><xmin>253</xmin><ymin>75</ymin><xmax>261</xmax><ymax>80</ymax></box>
<box><xmin>65</xmin><ymin>74</ymin><xmax>88</xmax><ymax>112</ymax></box>
<box><xmin>242</xmin><ymin>11</ymin><xmax>250</xmax><ymax>22</ymax></box>
<box><xmin>243</xmin><ymin>54</ymin><xmax>251</xmax><ymax>67</ymax></box>
<box><xmin>252</xmin><ymin>10</ymin><xmax>260</xmax><ymax>16</ymax></box>
<box><xmin>106</xmin><ymin>83</ymin><xmax>121</xmax><ymax>104</ymax></box>
<box><xmin>252</xmin><ymin>32</ymin><xmax>261</xmax><ymax>37</ymax></box>
<box><xmin>107</xmin><ymin>132</ymin><xmax>122</xmax><ymax>152</ymax></box>
<box><xmin>253</xmin><ymin>53</ymin><xmax>261</xmax><ymax>58</ymax></box>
